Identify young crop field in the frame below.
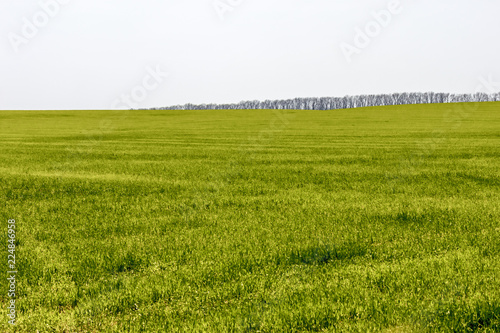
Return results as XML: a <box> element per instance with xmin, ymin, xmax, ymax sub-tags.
<box><xmin>0</xmin><ymin>102</ymin><xmax>499</xmax><ymax>332</ymax></box>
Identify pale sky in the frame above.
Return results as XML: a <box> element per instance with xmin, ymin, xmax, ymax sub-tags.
<box><xmin>1</xmin><ymin>0</ymin><xmax>499</xmax><ymax>110</ymax></box>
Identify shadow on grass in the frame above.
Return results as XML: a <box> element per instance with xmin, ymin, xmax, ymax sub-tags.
<box><xmin>422</xmin><ymin>300</ymin><xmax>500</xmax><ymax>332</ymax></box>
<box><xmin>277</xmin><ymin>241</ymin><xmax>369</xmax><ymax>266</ymax></box>
<box><xmin>393</xmin><ymin>206</ymin><xmax>457</xmax><ymax>230</ymax></box>
<box><xmin>203</xmin><ymin>241</ymin><xmax>371</xmax><ymax>286</ymax></box>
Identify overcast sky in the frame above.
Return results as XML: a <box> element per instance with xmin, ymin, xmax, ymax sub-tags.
<box><xmin>1</xmin><ymin>0</ymin><xmax>499</xmax><ymax>110</ymax></box>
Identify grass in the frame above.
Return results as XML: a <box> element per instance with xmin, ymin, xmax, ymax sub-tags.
<box><xmin>0</xmin><ymin>102</ymin><xmax>499</xmax><ymax>332</ymax></box>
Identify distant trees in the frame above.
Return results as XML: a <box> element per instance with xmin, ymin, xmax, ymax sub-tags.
<box><xmin>147</xmin><ymin>92</ymin><xmax>500</xmax><ymax>111</ymax></box>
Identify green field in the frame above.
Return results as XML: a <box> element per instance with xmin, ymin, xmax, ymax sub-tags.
<box><xmin>0</xmin><ymin>102</ymin><xmax>499</xmax><ymax>332</ymax></box>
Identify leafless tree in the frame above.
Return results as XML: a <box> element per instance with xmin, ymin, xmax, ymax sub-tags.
<box><xmin>149</xmin><ymin>92</ymin><xmax>500</xmax><ymax>111</ymax></box>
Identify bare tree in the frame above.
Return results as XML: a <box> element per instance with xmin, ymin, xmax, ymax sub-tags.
<box><xmin>151</xmin><ymin>92</ymin><xmax>500</xmax><ymax>111</ymax></box>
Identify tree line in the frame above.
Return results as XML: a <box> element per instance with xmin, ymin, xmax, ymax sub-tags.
<box><xmin>147</xmin><ymin>92</ymin><xmax>500</xmax><ymax>111</ymax></box>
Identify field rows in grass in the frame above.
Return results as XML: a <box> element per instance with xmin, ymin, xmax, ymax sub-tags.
<box><xmin>0</xmin><ymin>102</ymin><xmax>499</xmax><ymax>332</ymax></box>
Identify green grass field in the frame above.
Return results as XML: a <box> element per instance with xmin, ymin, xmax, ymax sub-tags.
<box><xmin>0</xmin><ymin>102</ymin><xmax>499</xmax><ymax>332</ymax></box>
